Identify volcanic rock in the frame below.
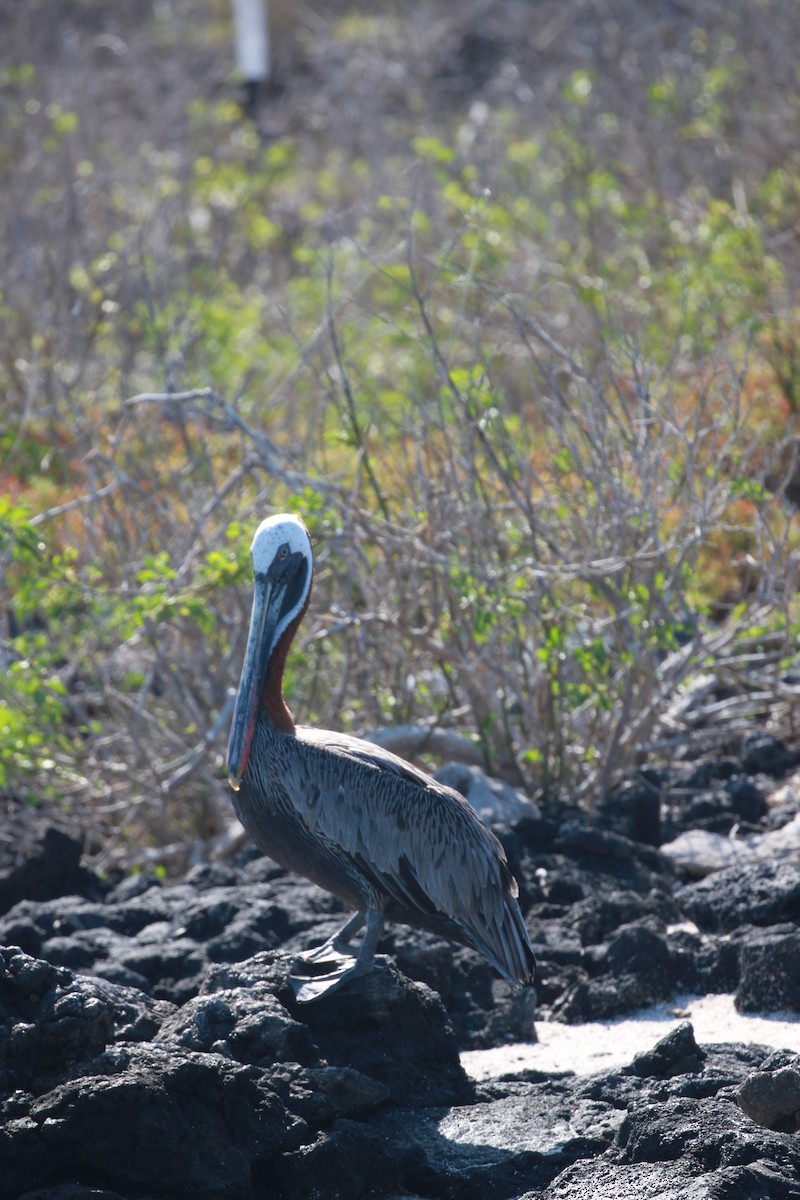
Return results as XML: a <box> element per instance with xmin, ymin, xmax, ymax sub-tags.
<box><xmin>3</xmin><ymin>738</ymin><xmax>800</xmax><ymax>1196</ymax></box>
<box><xmin>738</xmin><ymin>1052</ymin><xmax>800</xmax><ymax>1131</ymax></box>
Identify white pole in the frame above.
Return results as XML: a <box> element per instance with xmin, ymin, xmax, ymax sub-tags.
<box><xmin>232</xmin><ymin>0</ymin><xmax>270</xmax><ymax>84</ymax></box>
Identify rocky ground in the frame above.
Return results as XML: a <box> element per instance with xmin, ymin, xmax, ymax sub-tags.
<box><xmin>3</xmin><ymin>731</ymin><xmax>800</xmax><ymax>1198</ymax></box>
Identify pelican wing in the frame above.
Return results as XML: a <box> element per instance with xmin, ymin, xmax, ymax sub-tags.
<box><xmin>286</xmin><ymin>725</ymin><xmax>534</xmax><ymax>984</ymax></box>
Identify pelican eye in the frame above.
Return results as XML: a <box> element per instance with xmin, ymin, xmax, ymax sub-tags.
<box><xmin>277</xmin><ymin>543</ymin><xmax>290</xmax><ymax>560</ymax></box>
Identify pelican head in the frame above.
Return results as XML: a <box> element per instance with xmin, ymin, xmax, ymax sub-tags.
<box><xmin>226</xmin><ymin>513</ymin><xmax>313</xmax><ymax>790</ymax></box>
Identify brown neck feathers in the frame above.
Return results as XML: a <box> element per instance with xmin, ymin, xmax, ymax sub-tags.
<box><xmin>260</xmin><ymin>587</ymin><xmax>311</xmax><ymax>735</ymax></box>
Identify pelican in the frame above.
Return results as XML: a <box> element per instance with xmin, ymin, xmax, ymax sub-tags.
<box><xmin>226</xmin><ymin>513</ymin><xmax>536</xmax><ymax>1002</ymax></box>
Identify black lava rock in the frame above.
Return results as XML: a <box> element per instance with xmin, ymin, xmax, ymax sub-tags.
<box><xmin>630</xmin><ymin>1020</ymin><xmax>706</xmax><ymax>1078</ymax></box>
<box><xmin>0</xmin><ymin>946</ymin><xmax>469</xmax><ymax>1200</ymax></box>
<box><xmin>740</xmin><ymin>734</ymin><xmax>800</xmax><ymax>778</ymax></box>
<box><xmin>736</xmin><ymin>927</ymin><xmax>800</xmax><ymax>1014</ymax></box>
<box><xmin>679</xmin><ymin>861</ymin><xmax>800</xmax><ymax>933</ymax></box>
<box><xmin>0</xmin><ymin>824</ymin><xmax>102</xmax><ymax>917</ymax></box>
<box><xmin>3</xmin><ymin>730</ymin><xmax>800</xmax><ymax>1196</ymax></box>
<box><xmin>737</xmin><ymin>1050</ymin><xmax>800</xmax><ymax>1132</ymax></box>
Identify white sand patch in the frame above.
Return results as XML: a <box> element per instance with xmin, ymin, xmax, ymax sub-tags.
<box><xmin>461</xmin><ymin>994</ymin><xmax>800</xmax><ymax>1081</ymax></box>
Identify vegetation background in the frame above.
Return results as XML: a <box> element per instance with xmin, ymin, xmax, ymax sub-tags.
<box><xmin>2</xmin><ymin>0</ymin><xmax>800</xmax><ymax>873</ymax></box>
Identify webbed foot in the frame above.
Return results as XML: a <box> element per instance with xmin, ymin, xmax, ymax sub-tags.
<box><xmin>289</xmin><ymin>956</ymin><xmax>369</xmax><ymax>1002</ymax></box>
<box><xmin>289</xmin><ymin>908</ymin><xmax>385</xmax><ymax>1003</ymax></box>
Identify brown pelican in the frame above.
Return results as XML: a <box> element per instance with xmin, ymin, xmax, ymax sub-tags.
<box><xmin>226</xmin><ymin>513</ymin><xmax>536</xmax><ymax>1002</ymax></box>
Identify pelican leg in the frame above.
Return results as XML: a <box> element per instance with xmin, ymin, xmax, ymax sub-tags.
<box><xmin>298</xmin><ymin>911</ymin><xmax>366</xmax><ymax>966</ymax></box>
<box><xmin>354</xmin><ymin>908</ymin><xmax>383</xmax><ymax>970</ymax></box>
<box><xmin>289</xmin><ymin>908</ymin><xmax>386</xmax><ymax>1003</ymax></box>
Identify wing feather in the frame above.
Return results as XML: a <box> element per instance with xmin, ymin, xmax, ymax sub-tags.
<box><xmin>281</xmin><ymin>725</ymin><xmax>533</xmax><ymax>983</ymax></box>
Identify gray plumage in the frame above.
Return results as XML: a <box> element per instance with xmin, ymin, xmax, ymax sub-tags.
<box><xmin>235</xmin><ymin>720</ymin><xmax>535</xmax><ymax>984</ymax></box>
<box><xmin>226</xmin><ymin>513</ymin><xmax>536</xmax><ymax>997</ymax></box>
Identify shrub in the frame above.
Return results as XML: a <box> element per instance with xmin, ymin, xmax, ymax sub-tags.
<box><xmin>2</xmin><ymin>0</ymin><xmax>800</xmax><ymax>865</ymax></box>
